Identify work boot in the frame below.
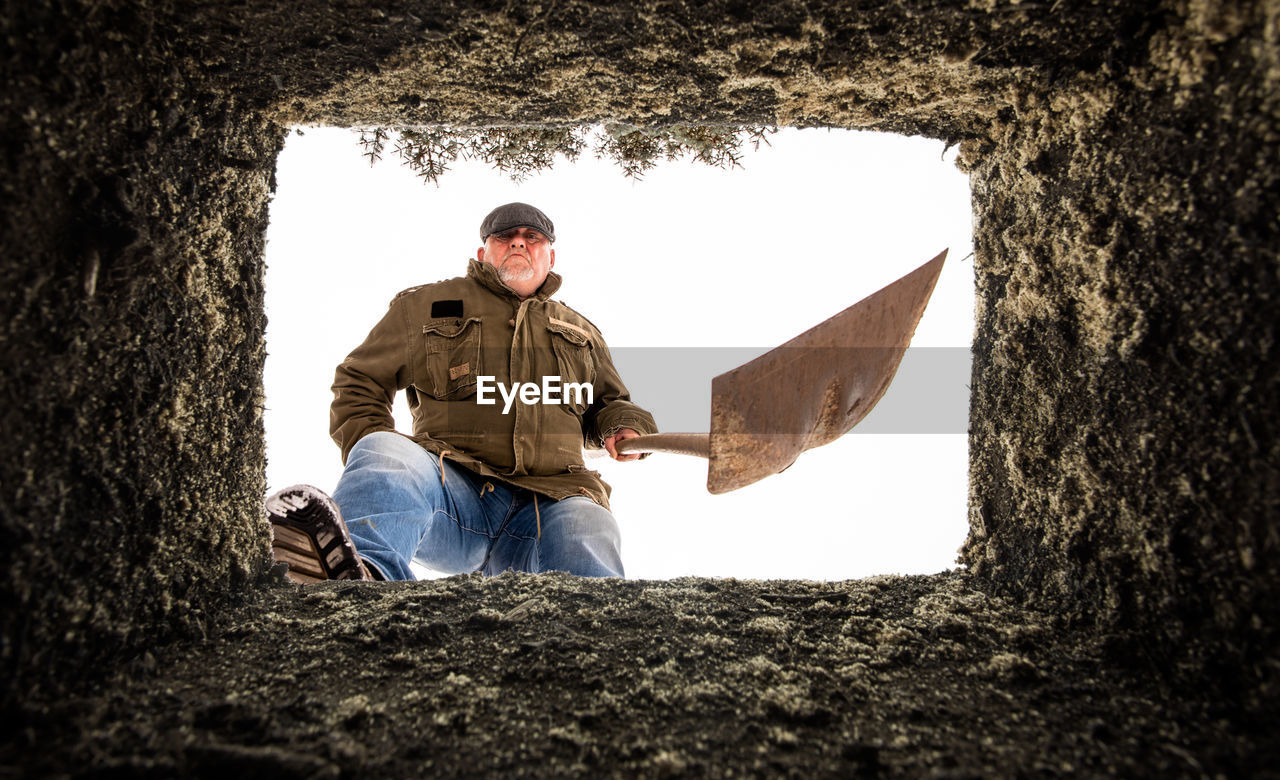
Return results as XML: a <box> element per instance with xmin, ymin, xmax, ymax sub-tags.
<box><xmin>265</xmin><ymin>484</ymin><xmax>371</xmax><ymax>583</ymax></box>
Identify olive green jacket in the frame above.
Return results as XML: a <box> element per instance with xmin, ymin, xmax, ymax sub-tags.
<box><xmin>331</xmin><ymin>259</ymin><xmax>657</xmax><ymax>509</ymax></box>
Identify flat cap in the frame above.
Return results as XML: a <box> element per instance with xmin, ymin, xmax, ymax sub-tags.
<box><xmin>479</xmin><ymin>202</ymin><xmax>556</xmax><ymax>243</ymax></box>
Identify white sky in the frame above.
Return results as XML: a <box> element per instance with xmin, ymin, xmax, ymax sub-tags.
<box><xmin>264</xmin><ymin>126</ymin><xmax>975</xmax><ymax>581</ymax></box>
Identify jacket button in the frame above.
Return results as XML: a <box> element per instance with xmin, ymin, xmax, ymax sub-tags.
<box><xmin>508</xmin><ymin>318</ymin><xmax>515</xmax><ymax>327</ymax></box>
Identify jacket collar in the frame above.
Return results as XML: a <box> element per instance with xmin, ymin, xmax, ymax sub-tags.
<box><xmin>467</xmin><ymin>259</ymin><xmax>562</xmax><ymax>301</ymax></box>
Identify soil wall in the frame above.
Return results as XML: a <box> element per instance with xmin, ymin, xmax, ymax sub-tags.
<box><xmin>2</xmin><ymin>1</ymin><xmax>282</xmax><ymax>698</ymax></box>
<box><xmin>964</xmin><ymin>5</ymin><xmax>1280</xmax><ymax>710</ymax></box>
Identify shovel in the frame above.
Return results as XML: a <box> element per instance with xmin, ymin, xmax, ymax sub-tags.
<box><xmin>616</xmin><ymin>250</ymin><xmax>948</xmax><ymax>493</ymax></box>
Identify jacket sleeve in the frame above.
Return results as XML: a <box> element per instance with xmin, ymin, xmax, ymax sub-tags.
<box><xmin>330</xmin><ymin>299</ymin><xmax>412</xmax><ymax>464</ymax></box>
<box><xmin>583</xmin><ymin>329</ymin><xmax>658</xmax><ymax>449</ymax></box>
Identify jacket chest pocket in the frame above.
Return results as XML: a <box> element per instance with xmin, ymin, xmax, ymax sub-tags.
<box><xmin>421</xmin><ymin>317</ymin><xmax>483</xmax><ymax>399</ymax></box>
<box><xmin>546</xmin><ymin>319</ymin><xmax>596</xmax><ymax>413</ymax></box>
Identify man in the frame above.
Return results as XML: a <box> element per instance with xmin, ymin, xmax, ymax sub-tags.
<box><xmin>265</xmin><ymin>203</ymin><xmax>656</xmax><ymax>582</ymax></box>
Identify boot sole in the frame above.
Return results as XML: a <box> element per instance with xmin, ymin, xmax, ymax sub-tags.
<box><xmin>266</xmin><ymin>485</ymin><xmax>369</xmax><ymax>583</ymax></box>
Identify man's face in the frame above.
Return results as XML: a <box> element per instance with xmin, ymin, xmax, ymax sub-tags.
<box><xmin>477</xmin><ymin>226</ymin><xmax>556</xmax><ymax>298</ymax></box>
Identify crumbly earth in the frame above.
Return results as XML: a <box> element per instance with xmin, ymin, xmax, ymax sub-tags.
<box><xmin>6</xmin><ymin>570</ymin><xmax>1268</xmax><ymax>777</ymax></box>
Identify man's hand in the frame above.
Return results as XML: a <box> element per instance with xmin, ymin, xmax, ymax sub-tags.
<box><xmin>603</xmin><ymin>428</ymin><xmax>643</xmax><ymax>462</ymax></box>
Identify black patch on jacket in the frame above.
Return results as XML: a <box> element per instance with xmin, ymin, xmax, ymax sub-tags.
<box><xmin>431</xmin><ymin>300</ymin><xmax>464</xmax><ymax>318</ymax></box>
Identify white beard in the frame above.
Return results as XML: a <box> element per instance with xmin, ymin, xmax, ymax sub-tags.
<box><xmin>497</xmin><ymin>264</ymin><xmax>536</xmax><ymax>284</ymax></box>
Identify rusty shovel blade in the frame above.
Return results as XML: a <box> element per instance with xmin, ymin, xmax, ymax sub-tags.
<box><xmin>617</xmin><ymin>250</ymin><xmax>948</xmax><ymax>493</ymax></box>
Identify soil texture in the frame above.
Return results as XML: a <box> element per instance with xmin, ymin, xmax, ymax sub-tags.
<box><xmin>6</xmin><ymin>571</ymin><xmax>1267</xmax><ymax>777</ymax></box>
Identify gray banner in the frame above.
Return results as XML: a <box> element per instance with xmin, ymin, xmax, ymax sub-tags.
<box><xmin>611</xmin><ymin>346</ymin><xmax>971</xmax><ymax>435</ymax></box>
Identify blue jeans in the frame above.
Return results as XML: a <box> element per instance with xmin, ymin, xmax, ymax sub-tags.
<box><xmin>331</xmin><ymin>431</ymin><xmax>624</xmax><ymax>580</ymax></box>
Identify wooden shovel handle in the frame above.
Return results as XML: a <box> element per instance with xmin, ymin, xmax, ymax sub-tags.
<box><xmin>615</xmin><ymin>433</ymin><xmax>710</xmax><ymax>459</ymax></box>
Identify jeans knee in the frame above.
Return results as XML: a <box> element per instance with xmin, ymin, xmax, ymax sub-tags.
<box><xmin>350</xmin><ymin>430</ymin><xmax>412</xmax><ymax>460</ymax></box>
<box><xmin>349</xmin><ymin>432</ymin><xmax>439</xmax><ymax>474</ymax></box>
<box><xmin>546</xmin><ymin>499</ymin><xmax>621</xmax><ymax>546</ymax></box>
<box><xmin>536</xmin><ymin>500</ymin><xmax>623</xmax><ymax>577</ymax></box>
